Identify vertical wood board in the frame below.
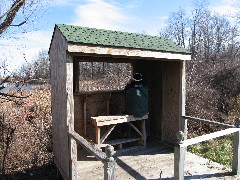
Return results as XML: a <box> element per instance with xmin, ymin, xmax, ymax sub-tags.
<box><xmin>49</xmin><ymin>27</ymin><xmax>70</xmax><ymax>180</ymax></box>
<box><xmin>162</xmin><ymin>61</ymin><xmax>181</xmax><ymax>144</ymax></box>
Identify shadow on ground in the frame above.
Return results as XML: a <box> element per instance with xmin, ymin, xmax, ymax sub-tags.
<box><xmin>0</xmin><ymin>162</ymin><xmax>63</xmax><ymax>180</ymax></box>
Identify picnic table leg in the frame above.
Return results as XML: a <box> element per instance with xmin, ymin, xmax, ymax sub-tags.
<box><xmin>141</xmin><ymin>119</ymin><xmax>147</xmax><ymax>147</ymax></box>
<box><xmin>96</xmin><ymin>126</ymin><xmax>101</xmax><ymax>146</ymax></box>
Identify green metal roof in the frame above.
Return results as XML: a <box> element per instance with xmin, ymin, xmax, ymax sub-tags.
<box><xmin>56</xmin><ymin>24</ymin><xmax>190</xmax><ymax>54</ymax></box>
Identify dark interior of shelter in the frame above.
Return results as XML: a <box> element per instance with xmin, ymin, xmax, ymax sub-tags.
<box><xmin>72</xmin><ymin>57</ymin><xmax>180</xmax><ymax>156</ymax></box>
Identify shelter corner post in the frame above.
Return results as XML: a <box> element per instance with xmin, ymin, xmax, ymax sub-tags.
<box><xmin>181</xmin><ymin>117</ymin><xmax>188</xmax><ymax>140</ymax></box>
<box><xmin>232</xmin><ymin>117</ymin><xmax>240</xmax><ymax>175</ymax></box>
<box><xmin>174</xmin><ymin>131</ymin><xmax>186</xmax><ymax>180</ymax></box>
<box><xmin>180</xmin><ymin>61</ymin><xmax>187</xmax><ymax>140</ymax></box>
<box><xmin>67</xmin><ymin>54</ymin><xmax>78</xmax><ymax>180</ymax></box>
<box><xmin>104</xmin><ymin>145</ymin><xmax>116</xmax><ymax>180</ymax></box>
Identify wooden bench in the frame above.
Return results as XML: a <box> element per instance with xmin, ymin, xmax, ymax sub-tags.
<box><xmin>91</xmin><ymin>114</ymin><xmax>148</xmax><ymax>149</ymax></box>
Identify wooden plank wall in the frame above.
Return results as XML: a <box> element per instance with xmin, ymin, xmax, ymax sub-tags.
<box><xmin>49</xmin><ymin>27</ymin><xmax>70</xmax><ymax>180</ymax></box>
<box><xmin>74</xmin><ymin>92</ymin><xmax>125</xmax><ymax>141</ymax></box>
<box><xmin>162</xmin><ymin>61</ymin><xmax>182</xmax><ymax>144</ymax></box>
<box><xmin>134</xmin><ymin>60</ymin><xmax>163</xmax><ymax>140</ymax></box>
<box><xmin>148</xmin><ymin>61</ymin><xmax>163</xmax><ymax>140</ymax></box>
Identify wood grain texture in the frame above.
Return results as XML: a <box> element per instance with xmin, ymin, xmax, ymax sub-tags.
<box><xmin>68</xmin><ymin>44</ymin><xmax>191</xmax><ymax>61</ymax></box>
<box><xmin>180</xmin><ymin>128</ymin><xmax>240</xmax><ymax>147</ymax></box>
<box><xmin>49</xmin><ymin>27</ymin><xmax>69</xmax><ymax>180</ymax></box>
<box><xmin>162</xmin><ymin>61</ymin><xmax>181</xmax><ymax>144</ymax></box>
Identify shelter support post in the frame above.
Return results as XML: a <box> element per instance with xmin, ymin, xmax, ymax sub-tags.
<box><xmin>104</xmin><ymin>145</ymin><xmax>116</xmax><ymax>180</ymax></box>
<box><xmin>181</xmin><ymin>117</ymin><xmax>188</xmax><ymax>140</ymax></box>
<box><xmin>232</xmin><ymin>117</ymin><xmax>240</xmax><ymax>175</ymax></box>
<box><xmin>141</xmin><ymin>119</ymin><xmax>147</xmax><ymax>147</ymax></box>
<box><xmin>69</xmin><ymin>136</ymin><xmax>78</xmax><ymax>180</ymax></box>
<box><xmin>174</xmin><ymin>131</ymin><xmax>186</xmax><ymax>180</ymax></box>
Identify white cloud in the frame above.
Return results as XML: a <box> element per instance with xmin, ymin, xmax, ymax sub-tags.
<box><xmin>71</xmin><ymin>0</ymin><xmax>135</xmax><ymax>31</ymax></box>
<box><xmin>211</xmin><ymin>0</ymin><xmax>239</xmax><ymax>16</ymax></box>
<box><xmin>70</xmin><ymin>0</ymin><xmax>166</xmax><ymax>35</ymax></box>
<box><xmin>222</xmin><ymin>0</ymin><xmax>237</xmax><ymax>5</ymax></box>
<box><xmin>0</xmin><ymin>30</ymin><xmax>52</xmax><ymax>73</ymax></box>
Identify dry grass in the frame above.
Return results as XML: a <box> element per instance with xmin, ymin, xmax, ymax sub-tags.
<box><xmin>0</xmin><ymin>85</ymin><xmax>52</xmax><ymax>174</ymax></box>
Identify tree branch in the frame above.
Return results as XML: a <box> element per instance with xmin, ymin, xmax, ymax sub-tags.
<box><xmin>0</xmin><ymin>0</ymin><xmax>26</xmax><ymax>34</ymax></box>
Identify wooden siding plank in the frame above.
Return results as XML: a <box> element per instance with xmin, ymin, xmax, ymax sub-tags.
<box><xmin>49</xmin><ymin>27</ymin><xmax>70</xmax><ymax>180</ymax></box>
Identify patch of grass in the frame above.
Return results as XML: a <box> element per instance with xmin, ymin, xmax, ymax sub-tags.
<box><xmin>188</xmin><ymin>136</ymin><xmax>233</xmax><ymax>167</ymax></box>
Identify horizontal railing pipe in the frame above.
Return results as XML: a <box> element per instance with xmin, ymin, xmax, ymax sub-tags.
<box><xmin>180</xmin><ymin>128</ymin><xmax>240</xmax><ymax>147</ymax></box>
<box><xmin>182</xmin><ymin>115</ymin><xmax>235</xmax><ymax>128</ymax></box>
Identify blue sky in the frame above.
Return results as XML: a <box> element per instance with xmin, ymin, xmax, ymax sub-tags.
<box><xmin>1</xmin><ymin>0</ymin><xmax>239</xmax><ymax>72</ymax></box>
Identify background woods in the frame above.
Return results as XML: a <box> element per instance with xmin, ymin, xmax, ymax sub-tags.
<box><xmin>160</xmin><ymin>1</ymin><xmax>240</xmax><ymax>126</ymax></box>
<box><xmin>160</xmin><ymin>1</ymin><xmax>240</xmax><ymax>166</ymax></box>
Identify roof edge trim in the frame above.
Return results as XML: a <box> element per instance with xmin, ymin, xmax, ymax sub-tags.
<box><xmin>67</xmin><ymin>44</ymin><xmax>191</xmax><ymax>61</ymax></box>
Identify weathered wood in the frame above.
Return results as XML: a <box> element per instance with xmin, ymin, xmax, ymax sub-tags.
<box><xmin>96</xmin><ymin>127</ymin><xmax>101</xmax><ymax>145</ymax></box>
<box><xmin>180</xmin><ymin>128</ymin><xmax>240</xmax><ymax>147</ymax></box>
<box><xmin>50</xmin><ymin>25</ymin><xmax>70</xmax><ymax>180</ymax></box>
<box><xmin>104</xmin><ymin>138</ymin><xmax>140</xmax><ymax>146</ymax></box>
<box><xmin>67</xmin><ymin>54</ymin><xmax>76</xmax><ymax>180</ymax></box>
<box><xmin>162</xmin><ymin>61</ymin><xmax>182</xmax><ymax>144</ymax></box>
<box><xmin>104</xmin><ymin>145</ymin><xmax>116</xmax><ymax>180</ymax></box>
<box><xmin>161</xmin><ymin>62</ymin><xmax>166</xmax><ymax>142</ymax></box>
<box><xmin>183</xmin><ymin>115</ymin><xmax>235</xmax><ymax>128</ymax></box>
<box><xmin>73</xmin><ymin>60</ymin><xmax>79</xmax><ymax>92</ymax></box>
<box><xmin>176</xmin><ymin>131</ymin><xmax>184</xmax><ymax>144</ymax></box>
<box><xmin>69</xmin><ymin>131</ymin><xmax>107</xmax><ymax>162</ymax></box>
<box><xmin>232</xmin><ymin>117</ymin><xmax>240</xmax><ymax>175</ymax></box>
<box><xmin>92</xmin><ymin>115</ymin><xmax>147</xmax><ymax>148</ymax></box>
<box><xmin>141</xmin><ymin>119</ymin><xmax>147</xmax><ymax>147</ymax></box>
<box><xmin>180</xmin><ymin>61</ymin><xmax>186</xmax><ymax>141</ymax></box>
<box><xmin>174</xmin><ymin>144</ymin><xmax>186</xmax><ymax>180</ymax></box>
<box><xmin>69</xmin><ymin>137</ymin><xmax>77</xmax><ymax>180</ymax></box>
<box><xmin>101</xmin><ymin>125</ymin><xmax>116</xmax><ymax>144</ymax></box>
<box><xmin>92</xmin><ymin>114</ymin><xmax>148</xmax><ymax>126</ymax></box>
<box><xmin>182</xmin><ymin>118</ymin><xmax>188</xmax><ymax>140</ymax></box>
<box><xmin>129</xmin><ymin>122</ymin><xmax>143</xmax><ymax>137</ymax></box>
<box><xmin>68</xmin><ymin>44</ymin><xmax>191</xmax><ymax>61</ymax></box>
<box><xmin>83</xmin><ymin>94</ymin><xmax>87</xmax><ymax>136</ymax></box>
<box><xmin>74</xmin><ymin>90</ymin><xmax>123</xmax><ymax>95</ymax></box>
<box><xmin>106</xmin><ymin>93</ymin><xmax>111</xmax><ymax>115</ymax></box>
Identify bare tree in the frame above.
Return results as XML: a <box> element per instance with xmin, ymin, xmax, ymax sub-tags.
<box><xmin>160</xmin><ymin>0</ymin><xmax>240</xmax><ymax>131</ymax></box>
<box><xmin>0</xmin><ymin>0</ymin><xmax>44</xmax><ymax>35</ymax></box>
<box><xmin>160</xmin><ymin>8</ymin><xmax>188</xmax><ymax>48</ymax></box>
<box><xmin>161</xmin><ymin>0</ymin><xmax>240</xmax><ymax>62</ymax></box>
<box><xmin>14</xmin><ymin>50</ymin><xmax>49</xmax><ymax>80</ymax></box>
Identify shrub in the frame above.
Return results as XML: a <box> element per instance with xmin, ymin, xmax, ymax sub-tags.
<box><xmin>0</xmin><ymin>85</ymin><xmax>52</xmax><ymax>174</ymax></box>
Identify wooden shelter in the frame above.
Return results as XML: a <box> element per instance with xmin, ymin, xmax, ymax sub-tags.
<box><xmin>49</xmin><ymin>24</ymin><xmax>240</xmax><ymax>180</ymax></box>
